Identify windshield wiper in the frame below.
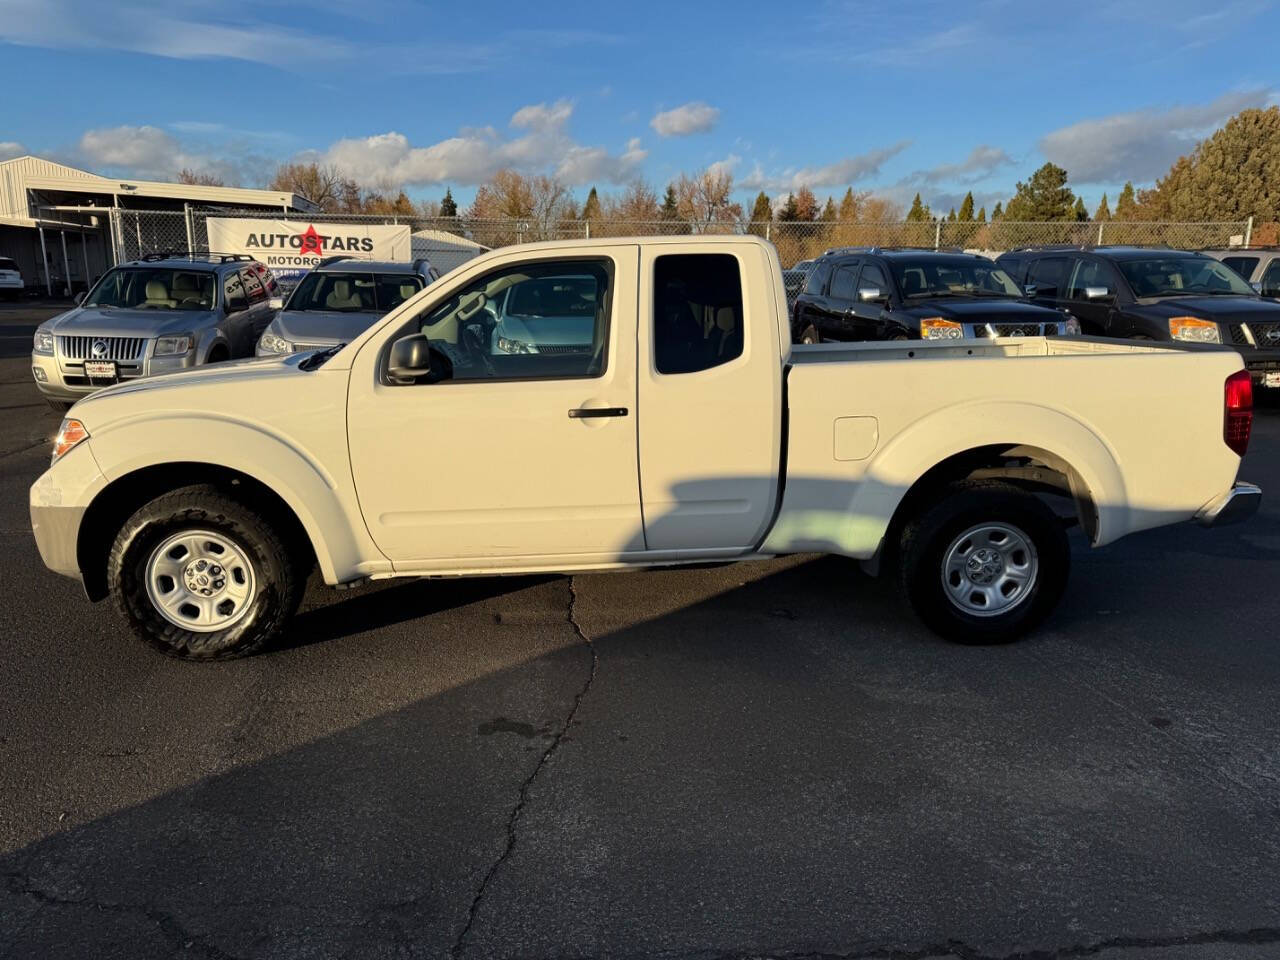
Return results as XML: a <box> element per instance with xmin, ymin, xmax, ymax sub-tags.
<box><xmin>905</xmin><ymin>291</ymin><xmax>965</xmax><ymax>299</ymax></box>
<box><xmin>298</xmin><ymin>343</ymin><xmax>345</xmax><ymax>370</ymax></box>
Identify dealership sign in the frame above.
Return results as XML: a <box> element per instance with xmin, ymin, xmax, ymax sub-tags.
<box><xmin>206</xmin><ymin>218</ymin><xmax>411</xmax><ymax>284</ymax></box>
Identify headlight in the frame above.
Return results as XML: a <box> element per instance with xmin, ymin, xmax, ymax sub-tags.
<box><xmin>51</xmin><ymin>418</ymin><xmax>88</xmax><ymax>464</ymax></box>
<box><xmin>1168</xmin><ymin>317</ymin><xmax>1221</xmax><ymax>343</ymax></box>
<box><xmin>33</xmin><ymin>331</ymin><xmax>54</xmax><ymax>354</ymax></box>
<box><xmin>154</xmin><ymin>334</ymin><xmax>194</xmax><ymax>356</ymax></box>
<box><xmin>258</xmin><ymin>332</ymin><xmax>296</xmax><ymax>354</ymax></box>
<box><xmin>495</xmin><ymin>335</ymin><xmax>534</xmax><ymax>354</ymax></box>
<box><xmin>1062</xmin><ymin>315</ymin><xmax>1082</xmax><ymax>335</ymax></box>
<box><xmin>920</xmin><ymin>318</ymin><xmax>964</xmax><ymax>340</ymax></box>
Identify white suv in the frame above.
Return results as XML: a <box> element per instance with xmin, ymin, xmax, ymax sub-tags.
<box><xmin>0</xmin><ymin>256</ymin><xmax>23</xmax><ymax>300</ymax></box>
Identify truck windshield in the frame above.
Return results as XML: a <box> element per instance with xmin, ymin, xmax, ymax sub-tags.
<box><xmin>1117</xmin><ymin>257</ymin><xmax>1256</xmax><ymax>297</ymax></box>
<box><xmin>286</xmin><ymin>272</ymin><xmax>424</xmax><ymax>313</ymax></box>
<box><xmin>84</xmin><ymin>268</ymin><xmax>215</xmax><ymax>310</ymax></box>
<box><xmin>892</xmin><ymin>259</ymin><xmax>1023</xmax><ymax>298</ymax></box>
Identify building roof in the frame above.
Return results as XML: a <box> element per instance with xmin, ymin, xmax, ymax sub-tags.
<box><xmin>0</xmin><ymin>155</ymin><xmax>318</xmax><ymax>223</ymax></box>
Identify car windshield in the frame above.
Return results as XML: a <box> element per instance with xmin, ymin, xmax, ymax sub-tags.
<box><xmin>1118</xmin><ymin>257</ymin><xmax>1256</xmax><ymax>297</ymax></box>
<box><xmin>892</xmin><ymin>259</ymin><xmax>1023</xmax><ymax>298</ymax></box>
<box><xmin>84</xmin><ymin>268</ymin><xmax>215</xmax><ymax>310</ymax></box>
<box><xmin>286</xmin><ymin>272</ymin><xmax>424</xmax><ymax>313</ymax></box>
<box><xmin>503</xmin><ymin>277</ymin><xmax>597</xmax><ymax>318</ymax></box>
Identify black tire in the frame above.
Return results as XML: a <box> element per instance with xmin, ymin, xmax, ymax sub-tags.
<box><xmin>799</xmin><ymin>324</ymin><xmax>820</xmax><ymax>345</ymax></box>
<box><xmin>108</xmin><ymin>485</ymin><xmax>305</xmax><ymax>660</ymax></box>
<box><xmin>897</xmin><ymin>480</ymin><xmax>1068</xmax><ymax>644</ymax></box>
<box><xmin>46</xmin><ymin>399</ymin><xmax>73</xmax><ymax>414</ymax></box>
<box><xmin>206</xmin><ymin>345</ymin><xmax>230</xmax><ymax>364</ymax></box>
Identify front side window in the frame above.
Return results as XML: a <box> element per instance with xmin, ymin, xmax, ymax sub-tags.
<box><xmin>1117</xmin><ymin>257</ymin><xmax>1255</xmax><ymax>298</ymax></box>
<box><xmin>858</xmin><ymin>262</ymin><xmax>890</xmax><ymax>294</ymax></box>
<box><xmin>1260</xmin><ymin>260</ymin><xmax>1280</xmax><ymax>297</ymax></box>
<box><xmin>654</xmin><ymin>253</ymin><xmax>743</xmax><ymax>375</ymax></box>
<box><xmin>1026</xmin><ymin>258</ymin><xmax>1069</xmax><ymax>297</ymax></box>
<box><xmin>829</xmin><ymin>265</ymin><xmax>858</xmax><ymax>303</ymax></box>
<box><xmin>288</xmin><ymin>272</ymin><xmax>425</xmax><ymax>313</ymax></box>
<box><xmin>84</xmin><ymin>268</ymin><xmax>215</xmax><ymax>310</ymax></box>
<box><xmin>395</xmin><ymin>258</ymin><xmax>612</xmax><ymax>382</ymax></box>
<box><xmin>1067</xmin><ymin>259</ymin><xmax>1115</xmax><ymax>300</ymax></box>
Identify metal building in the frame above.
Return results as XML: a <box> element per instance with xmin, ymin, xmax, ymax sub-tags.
<box><xmin>0</xmin><ymin>156</ymin><xmax>318</xmax><ymax>296</ymax></box>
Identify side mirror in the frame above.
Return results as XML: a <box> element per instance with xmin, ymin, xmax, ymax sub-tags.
<box><xmin>857</xmin><ymin>286</ymin><xmax>884</xmax><ymax>303</ymax></box>
<box><xmin>74</xmin><ymin>291</ymin><xmax>85</xmax><ymax>305</ymax></box>
<box><xmin>1251</xmin><ymin>282</ymin><xmax>1263</xmax><ymax>293</ymax></box>
<box><xmin>268</xmin><ymin>296</ymin><xmax>284</xmax><ymax>310</ymax></box>
<box><xmin>388</xmin><ymin>333</ymin><xmax>443</xmax><ymax>383</ymax></box>
<box><xmin>1024</xmin><ymin>284</ymin><xmax>1038</xmax><ymax>298</ymax></box>
<box><xmin>1084</xmin><ymin>285</ymin><xmax>1112</xmax><ymax>300</ymax></box>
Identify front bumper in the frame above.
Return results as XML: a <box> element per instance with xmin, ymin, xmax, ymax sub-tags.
<box><xmin>31</xmin><ymin>348</ymin><xmax>197</xmax><ymax>401</ymax></box>
<box><xmin>29</xmin><ymin>441</ymin><xmax>107</xmax><ymax>583</ymax></box>
<box><xmin>1195</xmin><ymin>482</ymin><xmax>1262</xmax><ymax>527</ymax></box>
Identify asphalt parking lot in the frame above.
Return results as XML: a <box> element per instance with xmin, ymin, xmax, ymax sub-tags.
<box><xmin>2</xmin><ymin>302</ymin><xmax>1279</xmax><ymax>960</ymax></box>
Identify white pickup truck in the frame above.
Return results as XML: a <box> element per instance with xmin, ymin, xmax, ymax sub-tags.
<box><xmin>30</xmin><ymin>236</ymin><xmax>1261</xmax><ymax>659</ymax></box>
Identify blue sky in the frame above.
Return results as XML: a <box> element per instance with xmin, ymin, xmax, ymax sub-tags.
<box><xmin>1</xmin><ymin>0</ymin><xmax>1278</xmax><ymax>214</ymax></box>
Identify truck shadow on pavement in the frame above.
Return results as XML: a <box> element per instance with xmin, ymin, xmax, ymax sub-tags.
<box><xmin>5</xmin><ymin>537</ymin><xmax>1280</xmax><ymax>959</ymax></box>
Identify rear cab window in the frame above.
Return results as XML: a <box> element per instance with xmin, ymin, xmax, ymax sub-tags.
<box><xmin>804</xmin><ymin>262</ymin><xmax>831</xmax><ymax>296</ymax></box>
<box><xmin>1221</xmin><ymin>256</ymin><xmax>1259</xmax><ymax>281</ymax></box>
<box><xmin>1027</xmin><ymin>257</ymin><xmax>1070</xmax><ymax>298</ymax></box>
<box><xmin>653</xmin><ymin>253</ymin><xmax>743</xmax><ymax>375</ymax></box>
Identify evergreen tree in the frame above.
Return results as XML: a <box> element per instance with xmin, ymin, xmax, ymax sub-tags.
<box><xmin>977</xmin><ymin>206</ymin><xmax>987</xmax><ymax>223</ymax></box>
<box><xmin>1114</xmin><ymin>182</ymin><xmax>1138</xmax><ymax>220</ymax></box>
<box><xmin>439</xmin><ymin>187</ymin><xmax>458</xmax><ymax>218</ymax></box>
<box><xmin>748</xmin><ymin>191</ymin><xmax>772</xmax><ymax>237</ymax></box>
<box><xmin>838</xmin><ymin>187</ymin><xmax>860</xmax><ymax>221</ymax></box>
<box><xmin>777</xmin><ymin>193</ymin><xmax>800</xmax><ymax>222</ymax></box>
<box><xmin>581</xmin><ymin>186</ymin><xmax>602</xmax><ymax>221</ymax></box>
<box><xmin>1093</xmin><ymin>193</ymin><xmax>1111</xmax><ymax>221</ymax></box>
<box><xmin>958</xmin><ymin>191</ymin><xmax>975</xmax><ymax>221</ymax></box>
<box><xmin>659</xmin><ymin>184</ymin><xmax>685</xmax><ymax>234</ymax></box>
<box><xmin>905</xmin><ymin>193</ymin><xmax>931</xmax><ymax>222</ymax></box>
<box><xmin>947</xmin><ymin>207</ymin><xmax>957</xmax><ymax>222</ymax></box>
<box><xmin>820</xmin><ymin>197</ymin><xmax>837</xmax><ymax>221</ymax></box>
<box><xmin>1003</xmin><ymin>162</ymin><xmax>1076</xmax><ymax>221</ymax></box>
<box><xmin>991</xmin><ymin>201</ymin><xmax>1003</xmax><ymax>220</ymax></box>
<box><xmin>1073</xmin><ymin>197</ymin><xmax>1088</xmax><ymax>221</ymax></box>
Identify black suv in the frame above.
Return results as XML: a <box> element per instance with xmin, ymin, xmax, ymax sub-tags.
<box><xmin>791</xmin><ymin>248</ymin><xmax>1079</xmax><ymax>344</ymax></box>
<box><xmin>996</xmin><ymin>245</ymin><xmax>1280</xmax><ymax>387</ymax></box>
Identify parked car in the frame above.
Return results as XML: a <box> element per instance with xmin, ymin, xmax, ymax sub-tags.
<box><xmin>792</xmin><ymin>248</ymin><xmax>1080</xmax><ymax>344</ymax></box>
<box><xmin>781</xmin><ymin>258</ymin><xmax>816</xmax><ymax>306</ymax></box>
<box><xmin>997</xmin><ymin>245</ymin><xmax>1280</xmax><ymax>388</ymax></box>
<box><xmin>256</xmin><ymin>256</ymin><xmax>438</xmax><ymax>356</ymax></box>
<box><xmin>30</xmin><ymin>235</ymin><xmax>1259</xmax><ymax>659</ymax></box>
<box><xmin>30</xmin><ymin>253</ymin><xmax>280</xmax><ymax>411</ymax></box>
<box><xmin>1202</xmin><ymin>247</ymin><xmax>1280</xmax><ymax>297</ymax></box>
<box><xmin>0</xmin><ymin>255</ymin><xmax>24</xmax><ymax>299</ymax></box>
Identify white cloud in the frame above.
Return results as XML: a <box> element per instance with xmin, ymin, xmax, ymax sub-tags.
<box><xmin>909</xmin><ymin>145</ymin><xmax>1014</xmax><ymax>187</ymax></box>
<box><xmin>317</xmin><ymin>101</ymin><xmax>647</xmax><ymax>188</ymax></box>
<box><xmin>650</xmin><ymin>102</ymin><xmax>721</xmax><ymax>137</ymax></box>
<box><xmin>1039</xmin><ymin>90</ymin><xmax>1271</xmax><ymax>183</ymax></box>
<box><xmin>74</xmin><ymin>124</ymin><xmax>263</xmax><ymax>184</ymax></box>
<box><xmin>0</xmin><ymin>141</ymin><xmax>26</xmax><ymax>161</ymax></box>
<box><xmin>741</xmin><ymin>141</ymin><xmax>911</xmax><ymax>191</ymax></box>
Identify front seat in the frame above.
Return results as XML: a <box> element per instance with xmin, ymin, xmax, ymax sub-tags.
<box><xmin>325</xmin><ymin>279</ymin><xmax>362</xmax><ymax>309</ymax></box>
<box><xmin>171</xmin><ymin>273</ymin><xmax>201</xmax><ymax>306</ymax></box>
<box><xmin>142</xmin><ymin>279</ymin><xmax>176</xmax><ymax>308</ymax></box>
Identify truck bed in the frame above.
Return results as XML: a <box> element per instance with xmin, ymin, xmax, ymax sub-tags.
<box><xmin>789</xmin><ymin>335</ymin><xmax>1214</xmax><ymax>365</ymax></box>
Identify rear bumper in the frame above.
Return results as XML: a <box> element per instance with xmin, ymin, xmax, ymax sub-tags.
<box><xmin>1196</xmin><ymin>482</ymin><xmax>1262</xmax><ymax>527</ymax></box>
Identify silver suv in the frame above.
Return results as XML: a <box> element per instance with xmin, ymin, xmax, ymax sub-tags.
<box><xmin>31</xmin><ymin>254</ymin><xmax>280</xmax><ymax>410</ymax></box>
<box><xmin>1204</xmin><ymin>248</ymin><xmax>1280</xmax><ymax>298</ymax></box>
<box><xmin>255</xmin><ymin>256</ymin><xmax>437</xmax><ymax>356</ymax></box>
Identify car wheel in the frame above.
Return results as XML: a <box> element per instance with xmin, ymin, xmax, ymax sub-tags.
<box><xmin>897</xmin><ymin>480</ymin><xmax>1068</xmax><ymax>644</ymax></box>
<box><xmin>206</xmin><ymin>345</ymin><xmax>230</xmax><ymax>364</ymax></box>
<box><xmin>799</xmin><ymin>325</ymin><xmax>820</xmax><ymax>345</ymax></box>
<box><xmin>108</xmin><ymin>485</ymin><xmax>306</xmax><ymax>660</ymax></box>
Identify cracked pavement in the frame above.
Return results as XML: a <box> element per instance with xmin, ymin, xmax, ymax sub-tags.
<box><xmin>2</xmin><ymin>303</ymin><xmax>1280</xmax><ymax>959</ymax></box>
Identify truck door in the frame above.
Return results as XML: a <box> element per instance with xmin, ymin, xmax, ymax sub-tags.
<box><xmin>345</xmin><ymin>246</ymin><xmax>644</xmax><ymax>566</ymax></box>
<box><xmin>1064</xmin><ymin>257</ymin><xmax>1120</xmax><ymax>334</ymax></box>
<box><xmin>637</xmin><ymin>245</ymin><xmax>782</xmax><ymax>553</ymax></box>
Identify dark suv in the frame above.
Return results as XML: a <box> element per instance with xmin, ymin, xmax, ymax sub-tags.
<box><xmin>791</xmin><ymin>248</ymin><xmax>1080</xmax><ymax>345</ymax></box>
<box><xmin>997</xmin><ymin>245</ymin><xmax>1280</xmax><ymax>387</ymax></box>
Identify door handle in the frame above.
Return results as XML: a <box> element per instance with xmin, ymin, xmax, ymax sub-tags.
<box><xmin>568</xmin><ymin>406</ymin><xmax>628</xmax><ymax>419</ymax></box>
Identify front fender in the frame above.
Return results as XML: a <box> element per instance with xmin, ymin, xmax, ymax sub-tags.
<box><xmin>85</xmin><ymin>412</ymin><xmax>386</xmax><ymax>584</ymax></box>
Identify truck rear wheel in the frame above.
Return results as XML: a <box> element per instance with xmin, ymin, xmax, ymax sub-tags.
<box><xmin>107</xmin><ymin>485</ymin><xmax>306</xmax><ymax>659</ymax></box>
<box><xmin>897</xmin><ymin>480</ymin><xmax>1068</xmax><ymax>644</ymax></box>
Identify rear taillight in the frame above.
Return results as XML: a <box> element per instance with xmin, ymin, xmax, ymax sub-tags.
<box><xmin>1224</xmin><ymin>369</ymin><xmax>1253</xmax><ymax>457</ymax></box>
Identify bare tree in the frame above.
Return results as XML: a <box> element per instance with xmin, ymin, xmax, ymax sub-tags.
<box><xmin>269</xmin><ymin>162</ymin><xmax>359</xmax><ymax>213</ymax></box>
<box><xmin>177</xmin><ymin>168</ymin><xmax>226</xmax><ymax>187</ymax></box>
<box><xmin>674</xmin><ymin>168</ymin><xmax>742</xmax><ymax>231</ymax></box>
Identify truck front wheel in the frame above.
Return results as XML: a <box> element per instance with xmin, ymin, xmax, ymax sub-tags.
<box><xmin>107</xmin><ymin>485</ymin><xmax>306</xmax><ymax>659</ymax></box>
<box><xmin>897</xmin><ymin>480</ymin><xmax>1068</xmax><ymax>644</ymax></box>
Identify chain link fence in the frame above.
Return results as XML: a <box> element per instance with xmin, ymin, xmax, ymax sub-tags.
<box><xmin>35</xmin><ymin>206</ymin><xmax>1256</xmax><ymax>294</ymax></box>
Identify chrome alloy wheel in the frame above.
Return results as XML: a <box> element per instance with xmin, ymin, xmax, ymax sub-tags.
<box><xmin>940</xmin><ymin>522</ymin><xmax>1038</xmax><ymax>618</ymax></box>
<box><xmin>144</xmin><ymin>530</ymin><xmax>257</xmax><ymax>632</ymax></box>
